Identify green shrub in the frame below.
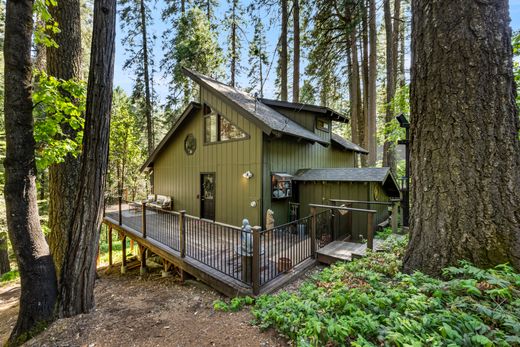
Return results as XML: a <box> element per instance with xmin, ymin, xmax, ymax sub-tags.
<box><xmin>1</xmin><ymin>269</ymin><xmax>19</xmax><ymax>283</ymax></box>
<box><xmin>248</xmin><ymin>237</ymin><xmax>520</xmax><ymax>346</ymax></box>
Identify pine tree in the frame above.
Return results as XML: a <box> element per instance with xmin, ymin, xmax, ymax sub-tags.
<box><xmin>246</xmin><ymin>14</ymin><xmax>268</xmax><ymax>97</ymax></box>
<box><xmin>161</xmin><ymin>7</ymin><xmax>223</xmax><ymax>120</ymax></box>
<box><xmin>224</xmin><ymin>0</ymin><xmax>244</xmax><ymax>87</ymax></box>
<box><xmin>119</xmin><ymin>0</ymin><xmax>156</xmax><ymax>155</ymax></box>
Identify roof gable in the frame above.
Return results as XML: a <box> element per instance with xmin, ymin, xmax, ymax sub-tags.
<box><xmin>183</xmin><ymin>68</ymin><xmax>328</xmax><ymax>145</ymax></box>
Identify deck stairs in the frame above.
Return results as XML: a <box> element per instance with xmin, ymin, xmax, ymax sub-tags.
<box><xmin>316</xmin><ymin>238</ymin><xmax>395</xmax><ymax>265</ymax></box>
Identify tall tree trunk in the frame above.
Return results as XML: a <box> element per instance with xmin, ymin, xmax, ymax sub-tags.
<box><xmin>382</xmin><ymin>0</ymin><xmax>397</xmax><ymax>173</ymax></box>
<box><xmin>58</xmin><ymin>0</ymin><xmax>116</xmax><ymax>316</ymax></box>
<box><xmin>292</xmin><ymin>0</ymin><xmax>300</xmax><ymax>103</ymax></box>
<box><xmin>360</xmin><ymin>12</ymin><xmax>369</xmax><ymax>167</ymax></box>
<box><xmin>349</xmin><ymin>28</ymin><xmax>362</xmax><ymax>147</ymax></box>
<box><xmin>367</xmin><ymin>0</ymin><xmax>377</xmax><ymax>166</ymax></box>
<box><xmin>403</xmin><ymin>0</ymin><xmax>520</xmax><ymax>276</ymax></box>
<box><xmin>230</xmin><ymin>0</ymin><xmax>237</xmax><ymax>87</ymax></box>
<box><xmin>3</xmin><ymin>0</ymin><xmax>57</xmax><ymax>342</ymax></box>
<box><xmin>139</xmin><ymin>0</ymin><xmax>154</xmax><ymax>155</ymax></box>
<box><xmin>0</xmin><ymin>232</ymin><xmax>10</xmax><ymax>275</ymax></box>
<box><xmin>46</xmin><ymin>0</ymin><xmax>83</xmax><ymax>279</ymax></box>
<box><xmin>280</xmin><ymin>0</ymin><xmax>288</xmax><ymax>101</ymax></box>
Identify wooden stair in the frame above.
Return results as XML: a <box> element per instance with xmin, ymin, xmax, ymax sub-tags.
<box><xmin>316</xmin><ymin>239</ymin><xmax>388</xmax><ymax>265</ymax></box>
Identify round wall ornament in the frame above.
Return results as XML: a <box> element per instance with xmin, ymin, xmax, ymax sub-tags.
<box><xmin>184</xmin><ymin>134</ymin><xmax>196</xmax><ymax>155</ymax></box>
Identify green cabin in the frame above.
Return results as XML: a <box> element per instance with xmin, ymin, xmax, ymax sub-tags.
<box><xmin>141</xmin><ymin>68</ymin><xmax>400</xmax><ymax>237</ymax></box>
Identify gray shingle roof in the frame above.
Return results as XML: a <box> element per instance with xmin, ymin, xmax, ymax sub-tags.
<box><xmin>183</xmin><ymin>68</ymin><xmax>328</xmax><ymax>145</ymax></box>
<box><xmin>331</xmin><ymin>133</ymin><xmax>369</xmax><ymax>154</ymax></box>
<box><xmin>293</xmin><ymin>167</ymin><xmax>392</xmax><ymax>182</ymax></box>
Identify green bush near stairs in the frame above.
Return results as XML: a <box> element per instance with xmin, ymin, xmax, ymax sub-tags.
<box><xmin>215</xmin><ymin>236</ymin><xmax>520</xmax><ymax>346</ymax></box>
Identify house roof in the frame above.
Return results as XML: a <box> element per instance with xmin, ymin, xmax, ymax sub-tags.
<box><xmin>293</xmin><ymin>167</ymin><xmax>400</xmax><ymax>197</ymax></box>
<box><xmin>331</xmin><ymin>133</ymin><xmax>369</xmax><ymax>154</ymax></box>
<box><xmin>140</xmin><ymin>102</ymin><xmax>201</xmax><ymax>171</ymax></box>
<box><xmin>183</xmin><ymin>68</ymin><xmax>328</xmax><ymax>145</ymax></box>
<box><xmin>259</xmin><ymin>98</ymin><xmax>349</xmax><ymax>123</ymax></box>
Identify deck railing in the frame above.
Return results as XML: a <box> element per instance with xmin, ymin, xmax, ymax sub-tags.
<box><xmin>103</xmin><ymin>197</ymin><xmax>333</xmax><ymax>294</ymax></box>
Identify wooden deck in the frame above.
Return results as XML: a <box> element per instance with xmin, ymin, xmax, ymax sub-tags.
<box><xmin>316</xmin><ymin>236</ymin><xmax>404</xmax><ymax>264</ymax></box>
<box><xmin>102</xmin><ymin>205</ymin><xmax>316</xmax><ymax>297</ymax></box>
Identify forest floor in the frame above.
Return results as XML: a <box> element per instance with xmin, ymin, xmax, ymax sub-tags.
<box><xmin>0</xmin><ymin>264</ymin><xmax>292</xmax><ymax>347</ymax></box>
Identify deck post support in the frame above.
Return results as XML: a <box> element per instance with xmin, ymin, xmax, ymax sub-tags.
<box><xmin>252</xmin><ymin>226</ymin><xmax>261</xmax><ymax>295</ymax></box>
<box><xmin>121</xmin><ymin>235</ymin><xmax>127</xmax><ymax>274</ymax></box>
<box><xmin>142</xmin><ymin>202</ymin><xmax>147</xmax><ymax>238</ymax></box>
<box><xmin>140</xmin><ymin>244</ymin><xmax>147</xmax><ymax>275</ymax></box>
<box><xmin>367</xmin><ymin>212</ymin><xmax>374</xmax><ymax>251</ymax></box>
<box><xmin>391</xmin><ymin>202</ymin><xmax>398</xmax><ymax>234</ymax></box>
<box><xmin>118</xmin><ymin>196</ymin><xmax>122</xmax><ymax>225</ymax></box>
<box><xmin>180</xmin><ymin>210</ymin><xmax>186</xmax><ymax>258</ymax></box>
<box><xmin>310</xmin><ymin>206</ymin><xmax>317</xmax><ymax>258</ymax></box>
<box><xmin>108</xmin><ymin>226</ymin><xmax>113</xmax><ymax>267</ymax></box>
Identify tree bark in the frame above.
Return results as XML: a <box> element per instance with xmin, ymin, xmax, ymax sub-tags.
<box><xmin>139</xmin><ymin>0</ymin><xmax>154</xmax><ymax>155</ymax></box>
<box><xmin>349</xmin><ymin>24</ymin><xmax>362</xmax><ymax>150</ymax></box>
<box><xmin>367</xmin><ymin>0</ymin><xmax>377</xmax><ymax>166</ymax></box>
<box><xmin>292</xmin><ymin>0</ymin><xmax>300</xmax><ymax>103</ymax></box>
<box><xmin>46</xmin><ymin>0</ymin><xmax>83</xmax><ymax>279</ymax></box>
<box><xmin>382</xmin><ymin>0</ymin><xmax>397</xmax><ymax>173</ymax></box>
<box><xmin>58</xmin><ymin>0</ymin><xmax>116</xmax><ymax>316</ymax></box>
<box><xmin>3</xmin><ymin>0</ymin><xmax>57</xmax><ymax>342</ymax></box>
<box><xmin>403</xmin><ymin>0</ymin><xmax>520</xmax><ymax>276</ymax></box>
<box><xmin>360</xmin><ymin>10</ymin><xmax>369</xmax><ymax>167</ymax></box>
<box><xmin>280</xmin><ymin>0</ymin><xmax>288</xmax><ymax>101</ymax></box>
<box><xmin>0</xmin><ymin>232</ymin><xmax>10</xmax><ymax>275</ymax></box>
<box><xmin>230</xmin><ymin>0</ymin><xmax>237</xmax><ymax>88</ymax></box>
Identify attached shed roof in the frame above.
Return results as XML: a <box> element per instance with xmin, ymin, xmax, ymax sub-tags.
<box><xmin>259</xmin><ymin>98</ymin><xmax>349</xmax><ymax>123</ymax></box>
<box><xmin>140</xmin><ymin>102</ymin><xmax>201</xmax><ymax>171</ymax></box>
<box><xmin>331</xmin><ymin>133</ymin><xmax>369</xmax><ymax>154</ymax></box>
<box><xmin>183</xmin><ymin>68</ymin><xmax>328</xmax><ymax>145</ymax></box>
<box><xmin>293</xmin><ymin>167</ymin><xmax>400</xmax><ymax>198</ymax></box>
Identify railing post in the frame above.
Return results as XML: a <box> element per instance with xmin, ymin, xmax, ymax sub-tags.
<box><xmin>367</xmin><ymin>212</ymin><xmax>374</xmax><ymax>251</ymax></box>
<box><xmin>180</xmin><ymin>210</ymin><xmax>186</xmax><ymax>258</ymax></box>
<box><xmin>252</xmin><ymin>226</ymin><xmax>261</xmax><ymax>295</ymax></box>
<box><xmin>118</xmin><ymin>196</ymin><xmax>122</xmax><ymax>226</ymax></box>
<box><xmin>140</xmin><ymin>245</ymin><xmax>147</xmax><ymax>275</ymax></box>
<box><xmin>121</xmin><ymin>235</ymin><xmax>127</xmax><ymax>274</ymax></box>
<box><xmin>391</xmin><ymin>202</ymin><xmax>398</xmax><ymax>234</ymax></box>
<box><xmin>142</xmin><ymin>202</ymin><xmax>147</xmax><ymax>238</ymax></box>
<box><xmin>310</xmin><ymin>206</ymin><xmax>317</xmax><ymax>258</ymax></box>
<box><xmin>108</xmin><ymin>226</ymin><xmax>113</xmax><ymax>268</ymax></box>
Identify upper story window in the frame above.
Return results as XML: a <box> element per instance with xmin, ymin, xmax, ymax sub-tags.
<box><xmin>203</xmin><ymin>104</ymin><xmax>248</xmax><ymax>144</ymax></box>
<box><xmin>316</xmin><ymin>117</ymin><xmax>330</xmax><ymax>132</ymax></box>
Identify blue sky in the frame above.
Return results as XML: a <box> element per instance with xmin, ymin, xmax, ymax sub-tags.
<box><xmin>114</xmin><ymin>1</ymin><xmax>520</xmax><ymax>104</ymax></box>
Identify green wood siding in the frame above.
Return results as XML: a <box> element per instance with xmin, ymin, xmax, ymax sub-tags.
<box><xmin>270</xmin><ymin>108</ymin><xmax>332</xmax><ymax>143</ymax></box>
<box><xmin>152</xmin><ymin>86</ymin><xmax>263</xmax><ymax>227</ymax></box>
<box><xmin>298</xmin><ymin>181</ymin><xmax>391</xmax><ymax>241</ymax></box>
<box><xmin>262</xmin><ymin>136</ymin><xmax>356</xmax><ymax>226</ymax></box>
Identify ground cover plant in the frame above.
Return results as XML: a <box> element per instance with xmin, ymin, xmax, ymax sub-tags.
<box><xmin>215</xmin><ymin>236</ymin><xmax>520</xmax><ymax>346</ymax></box>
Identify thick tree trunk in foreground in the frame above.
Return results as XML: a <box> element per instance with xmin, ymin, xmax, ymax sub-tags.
<box><xmin>47</xmin><ymin>0</ymin><xmax>83</xmax><ymax>278</ymax></box>
<box><xmin>58</xmin><ymin>0</ymin><xmax>116</xmax><ymax>316</ymax></box>
<box><xmin>3</xmin><ymin>0</ymin><xmax>57</xmax><ymax>342</ymax></box>
<box><xmin>280</xmin><ymin>0</ymin><xmax>288</xmax><ymax>101</ymax></box>
<box><xmin>403</xmin><ymin>0</ymin><xmax>520</xmax><ymax>276</ymax></box>
<box><xmin>292</xmin><ymin>0</ymin><xmax>300</xmax><ymax>103</ymax></box>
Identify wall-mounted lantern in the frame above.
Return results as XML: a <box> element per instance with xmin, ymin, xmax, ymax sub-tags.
<box><xmin>243</xmin><ymin>170</ymin><xmax>254</xmax><ymax>179</ymax></box>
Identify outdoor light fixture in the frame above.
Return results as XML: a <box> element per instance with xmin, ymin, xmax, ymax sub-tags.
<box><xmin>243</xmin><ymin>170</ymin><xmax>254</xmax><ymax>179</ymax></box>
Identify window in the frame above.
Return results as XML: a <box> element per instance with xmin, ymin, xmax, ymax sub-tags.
<box><xmin>316</xmin><ymin>117</ymin><xmax>330</xmax><ymax>132</ymax></box>
<box><xmin>203</xmin><ymin>104</ymin><xmax>248</xmax><ymax>143</ymax></box>
<box><xmin>272</xmin><ymin>173</ymin><xmax>293</xmax><ymax>199</ymax></box>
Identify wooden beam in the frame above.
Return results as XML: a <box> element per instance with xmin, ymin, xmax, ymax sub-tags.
<box><xmin>108</xmin><ymin>226</ymin><xmax>113</xmax><ymax>267</ymax></box>
<box><xmin>252</xmin><ymin>226</ymin><xmax>261</xmax><ymax>295</ymax></box>
<box><xmin>140</xmin><ymin>244</ymin><xmax>147</xmax><ymax>275</ymax></box>
<box><xmin>391</xmin><ymin>202</ymin><xmax>398</xmax><ymax>234</ymax></box>
<box><xmin>121</xmin><ymin>235</ymin><xmax>127</xmax><ymax>274</ymax></box>
<box><xmin>310</xmin><ymin>206</ymin><xmax>317</xmax><ymax>257</ymax></box>
<box><xmin>367</xmin><ymin>212</ymin><xmax>374</xmax><ymax>251</ymax></box>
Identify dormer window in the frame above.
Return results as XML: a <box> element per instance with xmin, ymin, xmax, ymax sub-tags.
<box><xmin>316</xmin><ymin>117</ymin><xmax>330</xmax><ymax>132</ymax></box>
<box><xmin>203</xmin><ymin>104</ymin><xmax>248</xmax><ymax>144</ymax></box>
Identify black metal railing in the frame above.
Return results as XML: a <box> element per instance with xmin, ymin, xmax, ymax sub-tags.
<box><xmin>103</xmin><ymin>197</ymin><xmax>334</xmax><ymax>294</ymax></box>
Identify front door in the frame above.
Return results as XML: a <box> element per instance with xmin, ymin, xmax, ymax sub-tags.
<box><xmin>200</xmin><ymin>173</ymin><xmax>215</xmax><ymax>220</ymax></box>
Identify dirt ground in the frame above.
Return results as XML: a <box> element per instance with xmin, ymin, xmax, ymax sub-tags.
<box><xmin>0</xmin><ymin>265</ymin><xmax>290</xmax><ymax>347</ymax></box>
